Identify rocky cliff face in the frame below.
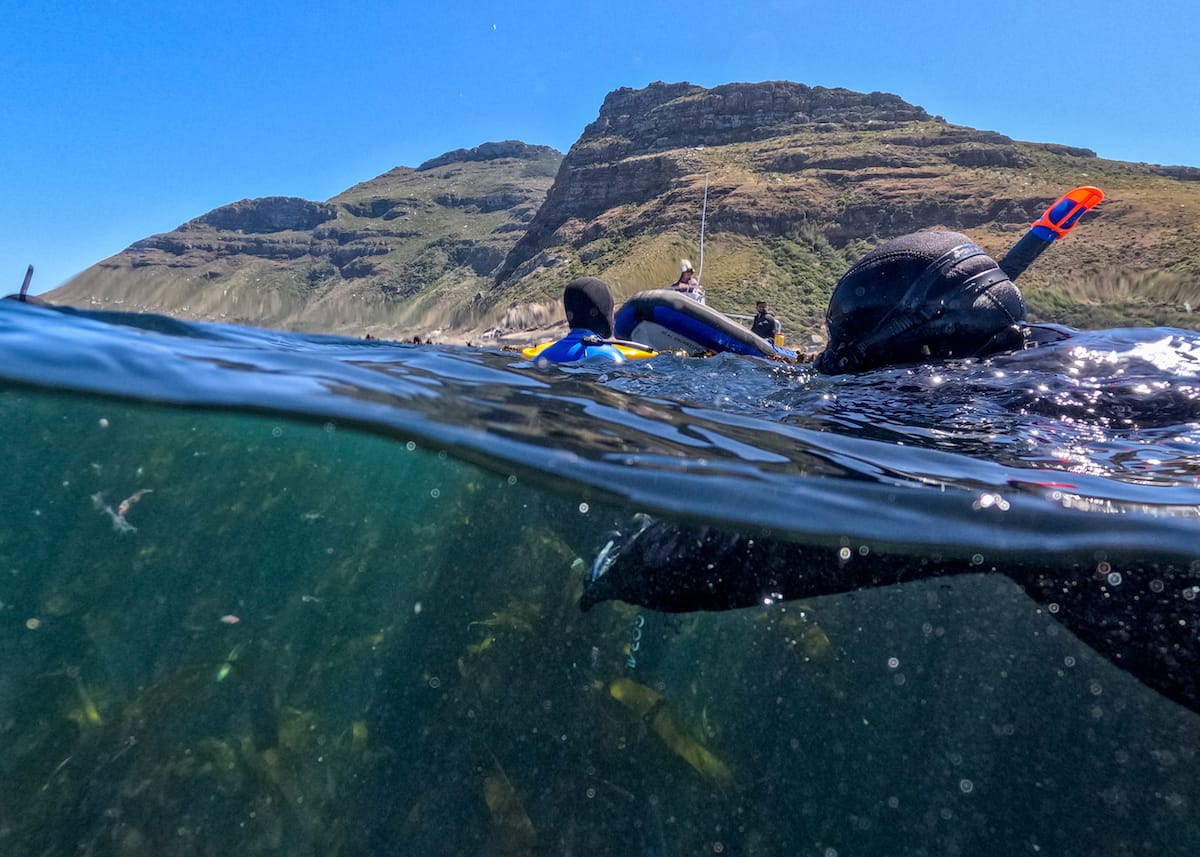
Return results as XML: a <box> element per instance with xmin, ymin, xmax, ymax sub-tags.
<box><xmin>494</xmin><ymin>81</ymin><xmax>1064</xmax><ymax>290</ymax></box>
<box><xmin>496</xmin><ymin>82</ymin><xmax>937</xmax><ymax>282</ymax></box>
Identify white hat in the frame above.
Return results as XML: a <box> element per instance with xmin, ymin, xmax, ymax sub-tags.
<box><xmin>680</xmin><ymin>259</ymin><xmax>694</xmax><ymax>273</ymax></box>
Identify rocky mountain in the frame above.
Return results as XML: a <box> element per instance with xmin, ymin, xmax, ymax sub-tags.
<box><xmin>50</xmin><ymin>81</ymin><xmax>1200</xmax><ymax>343</ymax></box>
<box><xmin>487</xmin><ymin>81</ymin><xmax>1200</xmax><ymax>340</ymax></box>
<box><xmin>49</xmin><ymin>142</ymin><xmax>562</xmax><ymax>336</ymax></box>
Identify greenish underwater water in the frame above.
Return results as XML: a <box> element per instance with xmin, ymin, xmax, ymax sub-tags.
<box><xmin>2</xmin><ymin>388</ymin><xmax>1198</xmax><ymax>857</ymax></box>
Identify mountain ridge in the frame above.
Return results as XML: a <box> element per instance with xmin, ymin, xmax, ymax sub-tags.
<box><xmin>48</xmin><ymin>80</ymin><xmax>1200</xmax><ymax>344</ymax></box>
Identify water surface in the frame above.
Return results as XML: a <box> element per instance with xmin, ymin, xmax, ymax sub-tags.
<box><xmin>1</xmin><ymin>301</ymin><xmax>1198</xmax><ymax>856</ymax></box>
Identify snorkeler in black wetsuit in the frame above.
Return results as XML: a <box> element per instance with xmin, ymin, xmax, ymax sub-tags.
<box><xmin>581</xmin><ymin>199</ymin><xmax>1200</xmax><ymax>718</ymax></box>
<box><xmin>582</xmin><ymin>516</ymin><xmax>1200</xmax><ymax>716</ymax></box>
<box><xmin>814</xmin><ymin>185</ymin><xmax>1106</xmax><ymax>374</ymax></box>
<box><xmin>812</xmin><ymin>229</ymin><xmax>1071</xmax><ymax>375</ymax></box>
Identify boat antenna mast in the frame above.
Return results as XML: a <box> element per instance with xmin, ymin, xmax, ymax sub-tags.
<box><xmin>697</xmin><ymin>174</ymin><xmax>709</xmax><ymax>281</ymax></box>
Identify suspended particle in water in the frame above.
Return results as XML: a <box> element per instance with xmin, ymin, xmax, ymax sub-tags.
<box><xmin>838</xmin><ymin>547</ymin><xmax>852</xmax><ymax>561</ymax></box>
<box><xmin>959</xmin><ymin>779</ymin><xmax>974</xmax><ymax>794</ymax></box>
<box><xmin>578</xmin><ymin>502</ymin><xmax>589</xmax><ymax>514</ymax></box>
<box><xmin>406</xmin><ymin>441</ymin><xmax>416</xmax><ymax>451</ymax></box>
<box><xmin>887</xmin><ymin>657</ymin><xmax>900</xmax><ymax>670</ymax></box>
<box><xmin>98</xmin><ymin>418</ymin><xmax>109</xmax><ymax>428</ymax></box>
<box><xmin>25</xmin><ymin>617</ymin><xmax>41</xmax><ymax>630</ymax></box>
<box><xmin>219</xmin><ymin>615</ymin><xmax>240</xmax><ymax>625</ymax></box>
<box><xmin>272</xmin><ymin>427</ymin><xmax>283</xmax><ymax>437</ymax></box>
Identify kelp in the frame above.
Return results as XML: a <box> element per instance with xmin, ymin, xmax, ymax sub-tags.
<box><xmin>609</xmin><ymin>678</ymin><xmax>733</xmax><ymax>784</ymax></box>
<box><xmin>3</xmin><ymin>387</ymin><xmax>1199</xmax><ymax>856</ymax></box>
<box><xmin>483</xmin><ymin>754</ymin><xmax>537</xmax><ymax>854</ymax></box>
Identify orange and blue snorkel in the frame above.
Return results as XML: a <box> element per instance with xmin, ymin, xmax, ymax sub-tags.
<box><xmin>1000</xmin><ymin>185</ymin><xmax>1104</xmax><ymax>280</ymax></box>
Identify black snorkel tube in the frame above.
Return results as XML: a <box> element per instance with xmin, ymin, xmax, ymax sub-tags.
<box><xmin>17</xmin><ymin>265</ymin><xmax>33</xmax><ymax>301</ymax></box>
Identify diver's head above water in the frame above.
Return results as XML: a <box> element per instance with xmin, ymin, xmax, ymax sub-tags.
<box><xmin>563</xmin><ymin>276</ymin><xmax>616</xmax><ymax>339</ymax></box>
<box><xmin>814</xmin><ymin>231</ymin><xmax>1028</xmax><ymax>375</ymax></box>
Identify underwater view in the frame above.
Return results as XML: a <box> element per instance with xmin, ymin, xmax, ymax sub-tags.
<box><xmin>2</xmin><ymin>299</ymin><xmax>1200</xmax><ymax>856</ymax></box>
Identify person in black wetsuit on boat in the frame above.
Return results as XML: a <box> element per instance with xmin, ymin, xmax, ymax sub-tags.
<box><xmin>749</xmin><ymin>300</ymin><xmax>781</xmax><ymax>342</ymax></box>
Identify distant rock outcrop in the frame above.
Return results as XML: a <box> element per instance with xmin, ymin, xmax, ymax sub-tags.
<box><xmin>418</xmin><ymin>141</ymin><xmax>561</xmax><ymax>171</ymax></box>
<box><xmin>189</xmin><ymin>197</ymin><xmax>339</xmax><ymax>233</ymax></box>
<box><xmin>576</xmin><ymin>81</ymin><xmax>931</xmax><ymax>164</ymax></box>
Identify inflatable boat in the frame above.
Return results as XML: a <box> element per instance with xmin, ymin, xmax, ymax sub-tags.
<box><xmin>613</xmin><ymin>290</ymin><xmax>797</xmax><ymax>360</ymax></box>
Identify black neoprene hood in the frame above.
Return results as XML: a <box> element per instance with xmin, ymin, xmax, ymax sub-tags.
<box><xmin>562</xmin><ymin>276</ymin><xmax>615</xmax><ymax>339</ymax></box>
<box><xmin>815</xmin><ymin>231</ymin><xmax>1027</xmax><ymax>374</ymax></box>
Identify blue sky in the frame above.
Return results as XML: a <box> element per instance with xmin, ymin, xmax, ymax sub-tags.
<box><xmin>5</xmin><ymin>0</ymin><xmax>1198</xmax><ymax>294</ymax></box>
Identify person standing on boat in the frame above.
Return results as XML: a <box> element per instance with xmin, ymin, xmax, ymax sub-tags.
<box><xmin>750</xmin><ymin>300</ymin><xmax>780</xmax><ymax>341</ymax></box>
<box><xmin>670</xmin><ymin>260</ymin><xmax>706</xmax><ymax>304</ymax></box>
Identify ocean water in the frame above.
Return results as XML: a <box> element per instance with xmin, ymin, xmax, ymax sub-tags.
<box><xmin>1</xmin><ymin>299</ymin><xmax>1199</xmax><ymax>856</ymax></box>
